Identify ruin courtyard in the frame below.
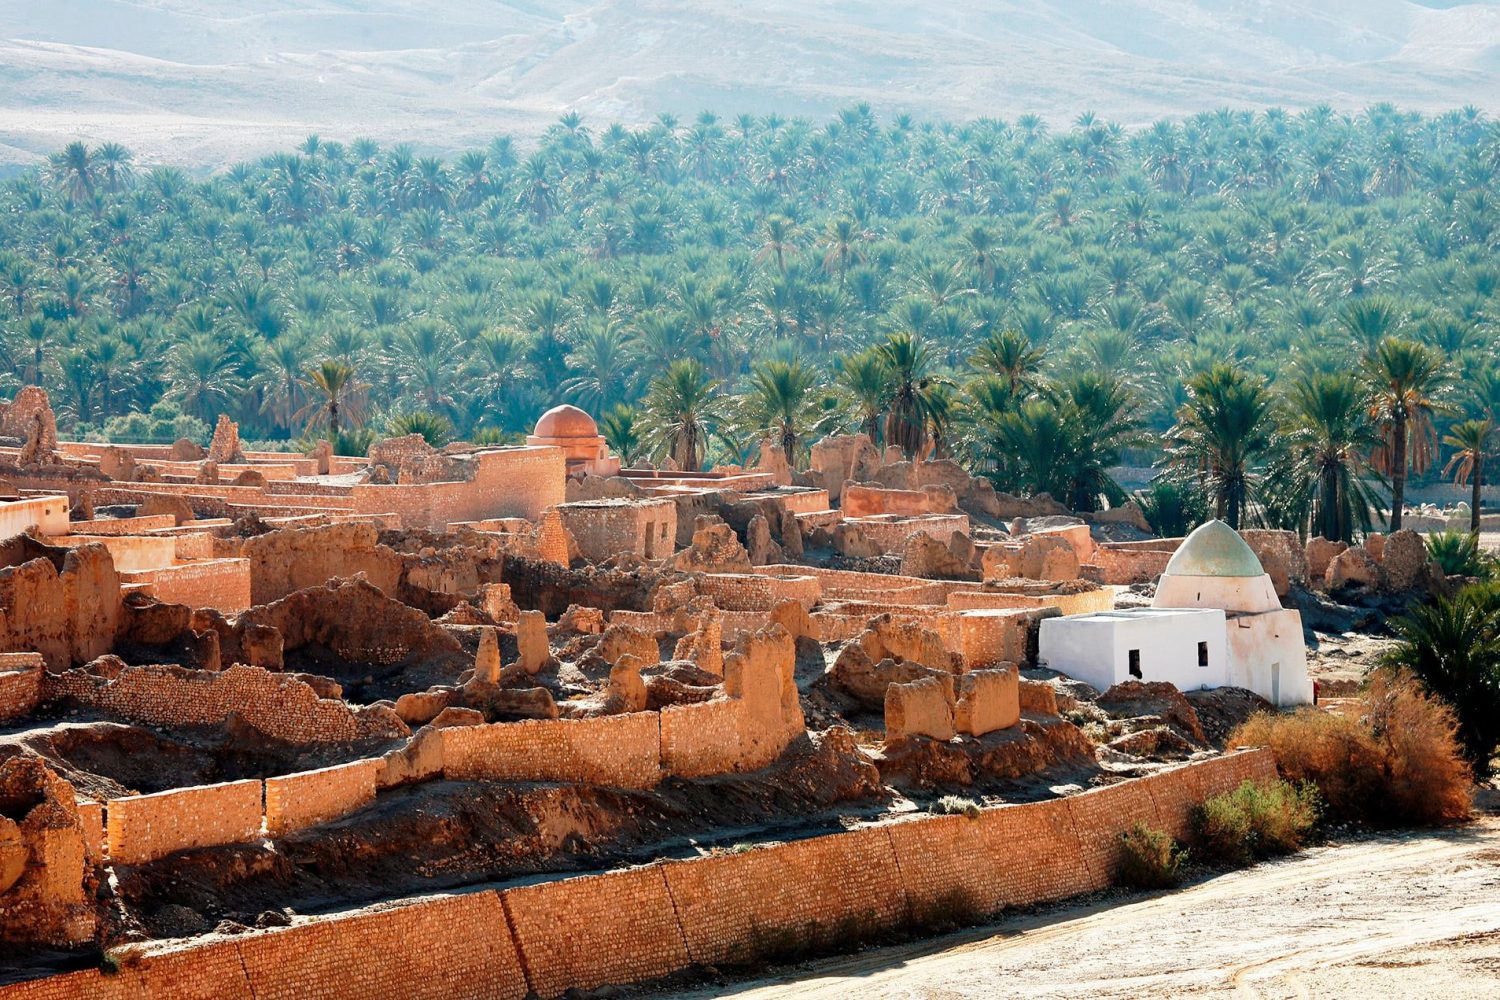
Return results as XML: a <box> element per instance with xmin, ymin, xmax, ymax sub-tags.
<box><xmin>0</xmin><ymin>386</ymin><xmax>1469</xmax><ymax>998</ymax></box>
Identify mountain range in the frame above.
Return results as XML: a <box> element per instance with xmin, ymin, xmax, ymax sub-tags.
<box><xmin>2</xmin><ymin>0</ymin><xmax>1498</xmax><ymax>170</ymax></box>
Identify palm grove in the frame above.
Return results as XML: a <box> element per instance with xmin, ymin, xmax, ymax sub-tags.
<box><xmin>6</xmin><ymin>104</ymin><xmax>1500</xmax><ymax>544</ymax></box>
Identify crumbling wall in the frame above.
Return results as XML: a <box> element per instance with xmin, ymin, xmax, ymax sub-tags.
<box><xmin>0</xmin><ymin>652</ymin><xmax>44</xmax><ymax>721</ymax></box>
<box><xmin>659</xmin><ymin>626</ymin><xmax>805</xmax><ymax>777</ymax></box>
<box><xmin>0</xmin><ymin>539</ymin><xmax>120</xmax><ymax>670</ymax></box>
<box><xmin>105</xmin><ymin>778</ymin><xmax>262</xmax><ymax>866</ymax></box>
<box><xmin>954</xmin><ymin>666</ymin><xmax>1020</xmax><ymax>736</ymax></box>
<box><xmin>440</xmin><ymin>713</ymin><xmax>661</xmax><ymax>789</ymax></box>
<box><xmin>238</xmin><ymin>576</ymin><xmax>465</xmax><ymax>669</ymax></box>
<box><xmin>46</xmin><ymin>663</ymin><xmax>406</xmax><ymax>743</ymax></box>
<box><xmin>0</xmin><ymin>758</ymin><xmax>95</xmax><ymax>949</ymax></box>
<box><xmin>241</xmin><ymin>522</ymin><xmax>403</xmax><ymax>605</ymax></box>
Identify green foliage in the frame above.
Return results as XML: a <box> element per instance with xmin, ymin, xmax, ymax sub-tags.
<box><xmin>384</xmin><ymin>409</ymin><xmax>453</xmax><ymax>447</ymax></box>
<box><xmin>1135</xmin><ymin>479</ymin><xmax>1210</xmax><ymax>537</ymax></box>
<box><xmin>1384</xmin><ymin>582</ymin><xmax>1500</xmax><ymax>773</ymax></box>
<box><xmin>98</xmin><ymin>401</ymin><xmax>209</xmax><ymax>444</ymax></box>
<box><xmin>1194</xmin><ymin>779</ymin><xmax>1320</xmax><ymax>864</ymax></box>
<box><xmin>330</xmin><ymin>427</ymin><xmax>376</xmax><ymax>458</ymax></box>
<box><xmin>0</xmin><ymin>109</ymin><xmax>1491</xmax><ymax>511</ymax></box>
<box><xmin>1117</xmin><ymin>823</ymin><xmax>1185</xmax><ymax>889</ymax></box>
<box><xmin>1426</xmin><ymin>530</ymin><xmax>1491</xmax><ymax>578</ymax></box>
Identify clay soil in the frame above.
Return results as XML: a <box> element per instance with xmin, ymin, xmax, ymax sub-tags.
<box><xmin>664</xmin><ymin>813</ymin><xmax>1500</xmax><ymax>999</ymax></box>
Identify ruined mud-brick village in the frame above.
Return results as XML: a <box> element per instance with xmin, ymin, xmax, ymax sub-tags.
<box><xmin>0</xmin><ymin>375</ymin><xmax>1486</xmax><ymax>999</ymax></box>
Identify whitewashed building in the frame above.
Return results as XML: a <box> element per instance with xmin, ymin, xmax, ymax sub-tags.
<box><xmin>1038</xmin><ymin>607</ymin><xmax>1228</xmax><ymax>693</ymax></box>
<box><xmin>1039</xmin><ymin>520</ymin><xmax>1313</xmax><ymax>706</ymax></box>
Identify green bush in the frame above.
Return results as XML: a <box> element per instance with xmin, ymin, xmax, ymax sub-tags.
<box><xmin>385</xmin><ymin>409</ymin><xmax>454</xmax><ymax>447</ymax></box>
<box><xmin>1194</xmin><ymin>779</ymin><xmax>1319</xmax><ymax>864</ymax></box>
<box><xmin>1117</xmin><ymin>823</ymin><xmax>1185</xmax><ymax>889</ymax></box>
<box><xmin>1135</xmin><ymin>479</ymin><xmax>1209</xmax><ymax>538</ymax></box>
<box><xmin>1426</xmin><ymin>530</ymin><xmax>1491</xmax><ymax>578</ymax></box>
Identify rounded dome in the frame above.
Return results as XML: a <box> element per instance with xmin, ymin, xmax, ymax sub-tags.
<box><xmin>533</xmin><ymin>404</ymin><xmax>598</xmax><ymax>439</ymax></box>
<box><xmin>1162</xmin><ymin>520</ymin><xmax>1265</xmax><ymax>578</ymax></box>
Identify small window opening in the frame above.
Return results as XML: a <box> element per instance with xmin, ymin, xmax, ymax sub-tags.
<box><xmin>1198</xmin><ymin>641</ymin><xmax>1209</xmax><ymax>667</ymax></box>
<box><xmin>1128</xmin><ymin>649</ymin><xmax>1142</xmax><ymax>679</ymax></box>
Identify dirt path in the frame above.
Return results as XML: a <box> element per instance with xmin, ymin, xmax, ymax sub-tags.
<box><xmin>666</xmin><ymin>818</ymin><xmax>1500</xmax><ymax>999</ymax></box>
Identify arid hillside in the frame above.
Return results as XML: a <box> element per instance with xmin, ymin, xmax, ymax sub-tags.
<box><xmin>2</xmin><ymin>0</ymin><xmax>1499</xmax><ymax>169</ymax></box>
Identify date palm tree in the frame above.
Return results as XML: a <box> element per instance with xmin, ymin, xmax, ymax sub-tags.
<box><xmin>1278</xmin><ymin>372</ymin><xmax>1383</xmax><ymax>543</ymax></box>
<box><xmin>877</xmin><ymin>331</ymin><xmax>943</xmax><ymax>461</ymax></box>
<box><xmin>1165</xmin><ymin>363</ymin><xmax>1276</xmax><ymax>529</ymax></box>
<box><xmin>641</xmin><ymin>359</ymin><xmax>728</xmax><ymax>471</ymax></box>
<box><xmin>1443</xmin><ymin>419</ymin><xmax>1493</xmax><ymax>534</ymax></box>
<box><xmin>739</xmin><ymin>359</ymin><xmax>825</xmax><ymax>465</ymax></box>
<box><xmin>969</xmin><ymin>328</ymin><xmax>1045</xmax><ymax>404</ymax></box>
<box><xmin>296</xmin><ymin>359</ymin><xmax>368</xmax><ymax>438</ymax></box>
<box><xmin>836</xmin><ymin>349</ymin><xmax>888</xmax><ymax>443</ymax></box>
<box><xmin>1364</xmin><ymin>337</ymin><xmax>1448</xmax><ymax>531</ymax></box>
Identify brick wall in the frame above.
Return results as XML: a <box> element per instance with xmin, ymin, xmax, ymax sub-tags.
<box><xmin>697</xmin><ymin>573</ymin><xmax>821</xmax><ymax>611</ymax></box>
<box><xmin>0</xmin><ymin>651</ymin><xmax>43</xmax><ymax>721</ymax></box>
<box><xmin>264</xmin><ymin>759</ymin><xmax>382</xmax><ymax>838</ymax></box>
<box><xmin>106</xmin><ymin>779</ymin><xmax>263</xmax><ymax>866</ymax></box>
<box><xmin>440</xmin><ymin>713</ymin><xmax>661</xmax><ymax>789</ymax></box>
<box><xmin>658</xmin><ymin>697</ymin><xmax>743</xmax><ymax>777</ymax></box>
<box><xmin>2</xmin><ymin>750</ymin><xmax>1275</xmax><ymax>1000</ymax></box>
<box><xmin>118</xmin><ymin>558</ymin><xmax>252</xmax><ymax>612</ymax></box>
<box><xmin>232</xmin><ymin>892</ymin><xmax>526</xmax><ymax>1000</ymax></box>
<box><xmin>503</xmin><ymin>866</ymin><xmax>689</xmax><ymax>998</ymax></box>
<box><xmin>664</xmin><ymin>826</ymin><xmax>909</xmax><ymax>965</ymax></box>
<box><xmin>46</xmin><ymin>664</ymin><xmax>396</xmax><ymax>744</ymax></box>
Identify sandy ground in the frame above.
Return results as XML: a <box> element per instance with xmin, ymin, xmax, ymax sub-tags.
<box><xmin>665</xmin><ymin>817</ymin><xmax>1500</xmax><ymax>999</ymax></box>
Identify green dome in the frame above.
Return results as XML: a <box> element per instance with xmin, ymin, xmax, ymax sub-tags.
<box><xmin>1162</xmin><ymin>520</ymin><xmax>1265</xmax><ymax>578</ymax></box>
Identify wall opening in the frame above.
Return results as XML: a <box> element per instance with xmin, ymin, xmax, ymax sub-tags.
<box><xmin>1128</xmin><ymin>648</ymin><xmax>1142</xmax><ymax>679</ymax></box>
<box><xmin>1271</xmin><ymin>662</ymin><xmax>1281</xmax><ymax>705</ymax></box>
<box><xmin>1198</xmin><ymin>641</ymin><xmax>1209</xmax><ymax>667</ymax></box>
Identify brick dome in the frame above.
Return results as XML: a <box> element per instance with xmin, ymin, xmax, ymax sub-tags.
<box><xmin>533</xmin><ymin>404</ymin><xmax>599</xmax><ymax>439</ymax></box>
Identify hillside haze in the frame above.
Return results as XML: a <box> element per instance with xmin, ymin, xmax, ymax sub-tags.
<box><xmin>2</xmin><ymin>0</ymin><xmax>1500</xmax><ymax>169</ymax></box>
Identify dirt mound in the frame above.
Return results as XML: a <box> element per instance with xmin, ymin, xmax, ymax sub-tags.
<box><xmin>1096</xmin><ymin>681</ymin><xmax>1208</xmax><ymax>745</ymax></box>
<box><xmin>237</xmin><ymin>577</ymin><xmax>468</xmax><ymax>699</ymax></box>
<box><xmin>876</xmin><ymin>716</ymin><xmax>1096</xmax><ymax>791</ymax></box>
<box><xmin>1184</xmin><ymin>687</ymin><xmax>1274</xmax><ymax>746</ymax></box>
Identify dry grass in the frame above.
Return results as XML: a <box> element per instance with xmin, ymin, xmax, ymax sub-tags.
<box><xmin>1231</xmin><ymin>669</ymin><xmax>1472</xmax><ymax>827</ymax></box>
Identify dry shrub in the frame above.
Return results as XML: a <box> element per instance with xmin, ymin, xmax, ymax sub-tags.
<box><xmin>1117</xmin><ymin>823</ymin><xmax>1184</xmax><ymax>889</ymax></box>
<box><xmin>930</xmin><ymin>795</ymin><xmax>982</xmax><ymax>819</ymax></box>
<box><xmin>1194</xmin><ymin>779</ymin><xmax>1319</xmax><ymax>864</ymax></box>
<box><xmin>1229</xmin><ymin>669</ymin><xmax>1472</xmax><ymax>827</ymax></box>
<box><xmin>1231</xmin><ymin>709</ymin><xmax>1384</xmax><ymax>821</ymax></box>
<box><xmin>1361</xmin><ymin>669</ymin><xmax>1473</xmax><ymax>825</ymax></box>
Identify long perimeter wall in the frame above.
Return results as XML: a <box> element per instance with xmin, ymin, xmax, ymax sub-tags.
<box><xmin>1</xmin><ymin>749</ymin><xmax>1274</xmax><ymax>1000</ymax></box>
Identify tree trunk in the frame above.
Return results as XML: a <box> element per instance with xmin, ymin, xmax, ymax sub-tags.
<box><xmin>1322</xmin><ymin>464</ymin><xmax>1340</xmax><ymax>541</ymax></box>
<box><xmin>1390</xmin><ymin>408</ymin><xmax>1407</xmax><ymax>531</ymax></box>
<box><xmin>1226</xmin><ymin>477</ymin><xmax>1241</xmax><ymax>530</ymax></box>
<box><xmin>1473</xmin><ymin>457</ymin><xmax>1483</xmax><ymax>535</ymax></box>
